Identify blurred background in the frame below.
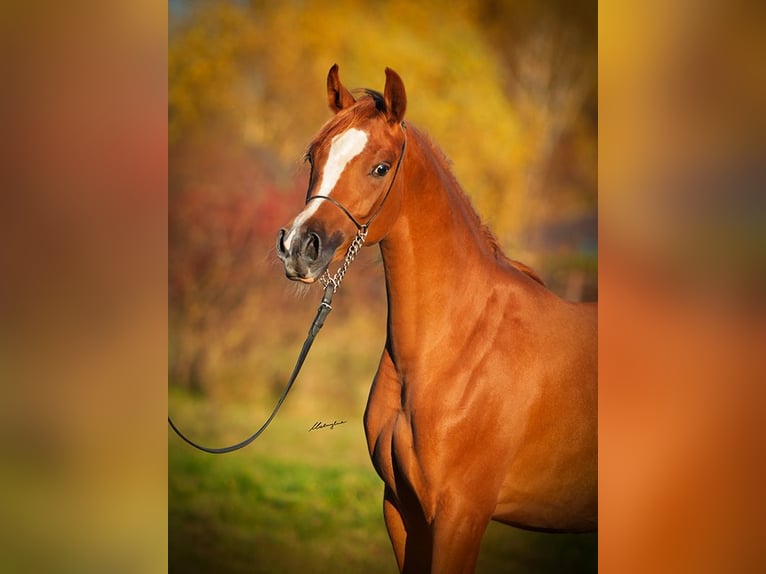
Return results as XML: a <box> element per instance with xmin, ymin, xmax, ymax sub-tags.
<box><xmin>599</xmin><ymin>2</ymin><xmax>766</xmax><ymax>572</ymax></box>
<box><xmin>168</xmin><ymin>0</ymin><xmax>597</xmax><ymax>572</ymax></box>
<box><xmin>2</xmin><ymin>0</ymin><xmax>763</xmax><ymax>572</ymax></box>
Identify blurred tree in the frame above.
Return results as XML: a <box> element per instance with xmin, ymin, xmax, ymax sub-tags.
<box><xmin>169</xmin><ymin>1</ymin><xmax>261</xmax><ymax>146</ymax></box>
<box><xmin>168</xmin><ymin>133</ymin><xmax>306</xmax><ymax>393</ymax></box>
<box><xmin>169</xmin><ymin>187</ymin><xmax>259</xmax><ymax>392</ymax></box>
<box><xmin>473</xmin><ymin>0</ymin><xmax>597</xmax><ymax>298</ymax></box>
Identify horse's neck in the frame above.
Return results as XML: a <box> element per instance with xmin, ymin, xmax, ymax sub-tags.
<box><xmin>379</xmin><ymin>130</ymin><xmax>505</xmax><ymax>366</ymax></box>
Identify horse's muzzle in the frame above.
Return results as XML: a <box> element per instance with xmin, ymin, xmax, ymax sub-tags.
<box><xmin>276</xmin><ymin>226</ymin><xmax>338</xmax><ymax>283</ymax></box>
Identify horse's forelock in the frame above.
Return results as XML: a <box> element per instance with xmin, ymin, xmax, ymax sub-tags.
<box><xmin>354</xmin><ymin>88</ymin><xmax>387</xmax><ymax>114</ymax></box>
<box><xmin>308</xmin><ymin>94</ymin><xmax>382</xmax><ymax>152</ymax></box>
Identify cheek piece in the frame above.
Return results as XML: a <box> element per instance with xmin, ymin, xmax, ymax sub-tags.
<box><xmin>306</xmin><ymin>122</ymin><xmax>407</xmax><ymax>237</ymax></box>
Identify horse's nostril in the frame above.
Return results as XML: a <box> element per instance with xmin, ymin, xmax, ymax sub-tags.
<box><xmin>304</xmin><ymin>232</ymin><xmax>320</xmax><ymax>262</ymax></box>
<box><xmin>276</xmin><ymin>228</ymin><xmax>289</xmax><ymax>258</ymax></box>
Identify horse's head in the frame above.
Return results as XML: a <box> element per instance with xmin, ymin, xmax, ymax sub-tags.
<box><xmin>276</xmin><ymin>64</ymin><xmax>407</xmax><ymax>283</ymax></box>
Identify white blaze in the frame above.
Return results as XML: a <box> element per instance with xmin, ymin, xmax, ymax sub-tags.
<box><xmin>284</xmin><ymin>127</ymin><xmax>368</xmax><ymax>250</ymax></box>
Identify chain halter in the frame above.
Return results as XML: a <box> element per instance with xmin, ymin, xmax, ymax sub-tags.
<box><xmin>320</xmin><ymin>225</ymin><xmax>368</xmax><ymax>292</ymax></box>
<box><xmin>309</xmin><ymin>121</ymin><xmax>407</xmax><ymax>293</ymax></box>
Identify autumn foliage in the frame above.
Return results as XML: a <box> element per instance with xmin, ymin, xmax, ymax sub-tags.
<box><xmin>169</xmin><ymin>0</ymin><xmax>597</xmax><ymax>393</ymax></box>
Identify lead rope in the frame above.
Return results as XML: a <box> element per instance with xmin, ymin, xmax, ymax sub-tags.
<box><xmin>168</xmin><ymin>282</ymin><xmax>335</xmax><ymax>454</ymax></box>
<box><xmin>168</xmin><ymin>232</ymin><xmax>367</xmax><ymax>454</ymax></box>
<box><xmin>169</xmin><ymin>123</ymin><xmax>406</xmax><ymax>454</ymax></box>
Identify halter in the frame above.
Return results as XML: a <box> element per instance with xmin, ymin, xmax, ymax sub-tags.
<box><xmin>168</xmin><ymin>122</ymin><xmax>407</xmax><ymax>454</ymax></box>
<box><xmin>307</xmin><ymin>122</ymin><xmax>407</xmax><ymax>292</ymax></box>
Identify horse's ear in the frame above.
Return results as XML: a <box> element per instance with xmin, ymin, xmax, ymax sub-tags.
<box><xmin>383</xmin><ymin>68</ymin><xmax>407</xmax><ymax>124</ymax></box>
<box><xmin>327</xmin><ymin>64</ymin><xmax>355</xmax><ymax>113</ymax></box>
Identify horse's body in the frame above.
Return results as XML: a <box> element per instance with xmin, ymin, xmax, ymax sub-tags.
<box><xmin>277</xmin><ymin>65</ymin><xmax>597</xmax><ymax>573</ymax></box>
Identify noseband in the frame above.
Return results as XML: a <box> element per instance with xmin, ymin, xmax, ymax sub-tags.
<box><xmin>306</xmin><ymin>122</ymin><xmax>407</xmax><ymax>291</ymax></box>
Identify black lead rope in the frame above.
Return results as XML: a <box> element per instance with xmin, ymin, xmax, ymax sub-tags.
<box><xmin>169</xmin><ymin>123</ymin><xmax>407</xmax><ymax>454</ymax></box>
<box><xmin>167</xmin><ymin>283</ymin><xmax>335</xmax><ymax>454</ymax></box>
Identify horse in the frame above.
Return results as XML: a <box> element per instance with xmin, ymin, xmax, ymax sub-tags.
<box><xmin>276</xmin><ymin>64</ymin><xmax>597</xmax><ymax>573</ymax></box>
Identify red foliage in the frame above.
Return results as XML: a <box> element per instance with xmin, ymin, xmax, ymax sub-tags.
<box><xmin>169</xmin><ymin>135</ymin><xmax>308</xmax><ymax>390</ymax></box>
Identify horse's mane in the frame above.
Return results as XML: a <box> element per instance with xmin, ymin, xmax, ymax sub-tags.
<box><xmin>412</xmin><ymin>125</ymin><xmax>546</xmax><ymax>286</ymax></box>
<box><xmin>319</xmin><ymin>90</ymin><xmax>545</xmax><ymax>287</ymax></box>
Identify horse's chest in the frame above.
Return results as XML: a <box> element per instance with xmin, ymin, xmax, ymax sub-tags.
<box><xmin>366</xmin><ymin>400</ymin><xmax>435</xmax><ymax>512</ymax></box>
<box><xmin>367</xmin><ymin>407</ymin><xmax>407</xmax><ymax>484</ymax></box>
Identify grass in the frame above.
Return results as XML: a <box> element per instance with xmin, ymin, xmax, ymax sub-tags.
<box><xmin>169</xmin><ymin>390</ymin><xmax>596</xmax><ymax>573</ymax></box>
<box><xmin>169</xmin><ymin>388</ymin><xmax>391</xmax><ymax>574</ymax></box>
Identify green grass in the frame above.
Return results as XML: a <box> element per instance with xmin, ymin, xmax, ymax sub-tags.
<box><xmin>169</xmin><ymin>392</ymin><xmax>596</xmax><ymax>573</ymax></box>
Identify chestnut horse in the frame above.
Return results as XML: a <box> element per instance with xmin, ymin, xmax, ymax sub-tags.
<box><xmin>276</xmin><ymin>65</ymin><xmax>597</xmax><ymax>573</ymax></box>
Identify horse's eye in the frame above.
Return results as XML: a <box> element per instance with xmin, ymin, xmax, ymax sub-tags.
<box><xmin>372</xmin><ymin>163</ymin><xmax>390</xmax><ymax>177</ymax></box>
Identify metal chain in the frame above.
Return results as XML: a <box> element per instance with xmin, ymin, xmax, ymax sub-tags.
<box><xmin>320</xmin><ymin>226</ymin><xmax>368</xmax><ymax>293</ymax></box>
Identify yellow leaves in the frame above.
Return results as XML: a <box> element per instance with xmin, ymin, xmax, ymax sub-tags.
<box><xmin>170</xmin><ymin>0</ymin><xmax>596</xmax><ymax>276</ymax></box>
<box><xmin>169</xmin><ymin>2</ymin><xmax>261</xmax><ymax>144</ymax></box>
